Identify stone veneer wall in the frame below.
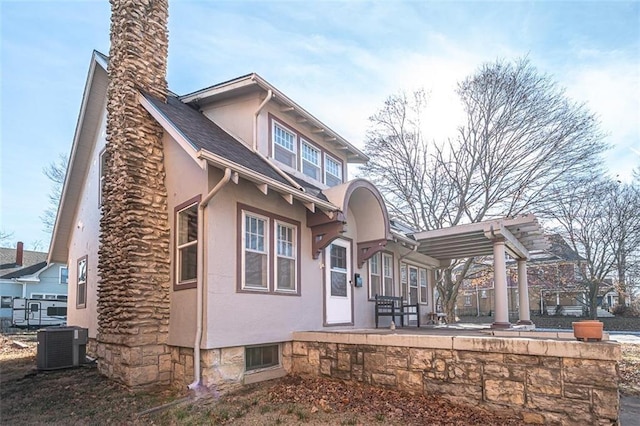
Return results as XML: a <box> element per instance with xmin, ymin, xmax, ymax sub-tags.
<box><xmin>97</xmin><ymin>0</ymin><xmax>172</xmax><ymax>387</ymax></box>
<box><xmin>169</xmin><ymin>345</ymin><xmax>289</xmax><ymax>392</ymax></box>
<box><xmin>288</xmin><ymin>332</ymin><xmax>620</xmax><ymax>425</ymax></box>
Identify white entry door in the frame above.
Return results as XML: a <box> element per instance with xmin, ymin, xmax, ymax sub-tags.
<box><xmin>325</xmin><ymin>239</ymin><xmax>352</xmax><ymax>325</ymax></box>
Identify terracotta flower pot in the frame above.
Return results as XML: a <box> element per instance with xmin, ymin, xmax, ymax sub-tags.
<box><xmin>572</xmin><ymin>320</ymin><xmax>603</xmax><ymax>342</ymax></box>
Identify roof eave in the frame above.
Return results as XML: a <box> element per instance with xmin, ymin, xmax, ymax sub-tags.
<box><xmin>48</xmin><ymin>52</ymin><xmax>109</xmax><ymax>264</ymax></box>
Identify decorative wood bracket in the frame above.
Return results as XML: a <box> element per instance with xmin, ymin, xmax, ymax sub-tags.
<box><xmin>311</xmin><ymin>222</ymin><xmax>345</xmax><ymax>259</ymax></box>
<box><xmin>307</xmin><ymin>210</ymin><xmax>346</xmax><ymax>259</ymax></box>
<box><xmin>357</xmin><ymin>239</ymin><xmax>387</xmax><ymax>268</ymax></box>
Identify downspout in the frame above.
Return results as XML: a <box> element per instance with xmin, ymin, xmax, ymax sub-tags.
<box><xmin>188</xmin><ymin>166</ymin><xmax>236</xmax><ymax>390</ymax></box>
<box><xmin>252</xmin><ymin>88</ymin><xmax>305</xmax><ymax>192</ymax></box>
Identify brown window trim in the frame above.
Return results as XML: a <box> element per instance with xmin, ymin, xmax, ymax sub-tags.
<box><xmin>399</xmin><ymin>260</ymin><xmax>430</xmax><ymax>305</ymax></box>
<box><xmin>174</xmin><ymin>195</ymin><xmax>202</xmax><ymax>291</ymax></box>
<box><xmin>268</xmin><ymin>114</ymin><xmax>343</xmax><ymax>185</ymax></box>
<box><xmin>237</xmin><ymin>203</ymin><xmax>302</xmax><ymax>296</ymax></box>
<box><xmin>367</xmin><ymin>250</ymin><xmax>395</xmax><ymax>301</ymax></box>
<box><xmin>76</xmin><ymin>255</ymin><xmax>87</xmax><ymax>309</ymax></box>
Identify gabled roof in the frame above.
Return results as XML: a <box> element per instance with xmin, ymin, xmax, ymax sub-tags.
<box><xmin>0</xmin><ymin>247</ymin><xmax>48</xmax><ymax>278</ymax></box>
<box><xmin>180</xmin><ymin>73</ymin><xmax>368</xmax><ymax>164</ymax></box>
<box><xmin>1</xmin><ymin>261</ymin><xmax>48</xmax><ymax>279</ymax></box>
<box><xmin>528</xmin><ymin>234</ymin><xmax>582</xmax><ymax>263</ymax></box>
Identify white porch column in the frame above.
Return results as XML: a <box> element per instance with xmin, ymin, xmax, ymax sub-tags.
<box><xmin>516</xmin><ymin>259</ymin><xmax>533</xmax><ymax>325</ymax></box>
<box><xmin>492</xmin><ymin>240</ymin><xmax>511</xmax><ymax>328</ymax></box>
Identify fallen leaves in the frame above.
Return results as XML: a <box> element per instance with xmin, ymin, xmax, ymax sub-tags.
<box><xmin>268</xmin><ymin>375</ymin><xmax>524</xmax><ymax>425</ymax></box>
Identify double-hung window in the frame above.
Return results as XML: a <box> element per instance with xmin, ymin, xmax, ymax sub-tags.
<box><xmin>77</xmin><ymin>256</ymin><xmax>87</xmax><ymax>309</ymax></box>
<box><xmin>176</xmin><ymin>201</ymin><xmax>198</xmax><ymax>287</ymax></box>
<box><xmin>369</xmin><ymin>252</ymin><xmax>394</xmax><ymax>298</ymax></box>
<box><xmin>325</xmin><ymin>154</ymin><xmax>343</xmax><ymax>186</ymax></box>
<box><xmin>99</xmin><ymin>149</ymin><xmax>106</xmax><ymax>206</ymax></box>
<box><xmin>419</xmin><ymin>268</ymin><xmax>428</xmax><ymax>304</ymax></box>
<box><xmin>383</xmin><ymin>253</ymin><xmax>393</xmax><ymax>296</ymax></box>
<box><xmin>275</xmin><ymin>221</ymin><xmax>296</xmax><ymax>291</ymax></box>
<box><xmin>273</xmin><ymin>123</ymin><xmax>296</xmax><ymax>168</ymax></box>
<box><xmin>401</xmin><ymin>262</ymin><xmax>429</xmax><ymax>305</ymax></box>
<box><xmin>244</xmin><ymin>213</ymin><xmax>269</xmax><ymax>289</ymax></box>
<box><xmin>301</xmin><ymin>141</ymin><xmax>321</xmax><ymax>180</ymax></box>
<box><xmin>369</xmin><ymin>254</ymin><xmax>381</xmax><ymax>297</ymax></box>
<box><xmin>60</xmin><ymin>266</ymin><xmax>69</xmax><ymax>285</ymax></box>
<box><xmin>240</xmin><ymin>206</ymin><xmax>300</xmax><ymax>294</ymax></box>
<box><xmin>270</xmin><ymin>116</ymin><xmax>345</xmax><ymax>187</ymax></box>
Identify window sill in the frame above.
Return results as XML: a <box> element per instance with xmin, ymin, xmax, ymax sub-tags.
<box><xmin>244</xmin><ymin>366</ymin><xmax>286</xmax><ymax>384</ymax></box>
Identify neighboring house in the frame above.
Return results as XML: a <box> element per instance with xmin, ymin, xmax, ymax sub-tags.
<box><xmin>457</xmin><ymin>234</ymin><xmax>598</xmax><ymax>317</ymax></box>
<box><xmin>0</xmin><ymin>242</ymin><xmax>68</xmax><ymax>323</ymax></box>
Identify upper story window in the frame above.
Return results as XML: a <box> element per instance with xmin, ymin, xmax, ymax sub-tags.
<box><xmin>301</xmin><ymin>141</ymin><xmax>321</xmax><ymax>181</ymax></box>
<box><xmin>270</xmin><ymin>115</ymin><xmax>344</xmax><ymax>187</ymax></box>
<box><xmin>240</xmin><ymin>204</ymin><xmax>301</xmax><ymax>295</ymax></box>
<box><xmin>325</xmin><ymin>154</ymin><xmax>342</xmax><ymax>187</ymax></box>
<box><xmin>175</xmin><ymin>196</ymin><xmax>200</xmax><ymax>289</ymax></box>
<box><xmin>273</xmin><ymin>123</ymin><xmax>296</xmax><ymax>168</ymax></box>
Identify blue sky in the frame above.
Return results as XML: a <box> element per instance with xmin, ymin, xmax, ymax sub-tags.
<box><xmin>1</xmin><ymin>1</ymin><xmax>639</xmax><ymax>251</ymax></box>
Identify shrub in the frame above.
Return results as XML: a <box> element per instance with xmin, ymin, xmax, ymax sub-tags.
<box><xmin>612</xmin><ymin>303</ymin><xmax>640</xmax><ymax>317</ymax></box>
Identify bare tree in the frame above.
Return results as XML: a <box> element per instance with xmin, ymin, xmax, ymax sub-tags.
<box><xmin>609</xmin><ymin>180</ymin><xmax>640</xmax><ymax>306</ymax></box>
<box><xmin>0</xmin><ymin>230</ymin><xmax>14</xmax><ymax>247</ymax></box>
<box><xmin>546</xmin><ymin>178</ymin><xmax>619</xmax><ymax>318</ymax></box>
<box><xmin>41</xmin><ymin>154</ymin><xmax>68</xmax><ymax>234</ymax></box>
<box><xmin>361</xmin><ymin>58</ymin><xmax>607</xmax><ymax>321</ymax></box>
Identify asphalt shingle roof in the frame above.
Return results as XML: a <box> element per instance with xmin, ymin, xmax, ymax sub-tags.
<box><xmin>0</xmin><ymin>247</ymin><xmax>48</xmax><ymax>279</ymax></box>
<box><xmin>143</xmin><ymin>93</ymin><xmax>296</xmax><ymax>189</ymax></box>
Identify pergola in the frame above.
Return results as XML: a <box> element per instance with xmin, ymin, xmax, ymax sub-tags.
<box><xmin>411</xmin><ymin>214</ymin><xmax>549</xmax><ymax>328</ymax></box>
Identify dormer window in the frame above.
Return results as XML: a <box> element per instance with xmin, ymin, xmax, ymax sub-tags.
<box><xmin>325</xmin><ymin>154</ymin><xmax>342</xmax><ymax>187</ymax></box>
<box><xmin>269</xmin><ymin>115</ymin><xmax>344</xmax><ymax>187</ymax></box>
<box><xmin>301</xmin><ymin>141</ymin><xmax>320</xmax><ymax>180</ymax></box>
<box><xmin>273</xmin><ymin>123</ymin><xmax>296</xmax><ymax>168</ymax></box>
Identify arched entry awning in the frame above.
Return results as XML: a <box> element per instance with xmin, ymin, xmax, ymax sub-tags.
<box><xmin>307</xmin><ymin>179</ymin><xmax>391</xmax><ymax>265</ymax></box>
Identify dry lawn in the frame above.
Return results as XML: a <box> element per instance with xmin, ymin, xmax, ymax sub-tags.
<box><xmin>2</xmin><ymin>332</ymin><xmax>638</xmax><ymax>425</ymax></box>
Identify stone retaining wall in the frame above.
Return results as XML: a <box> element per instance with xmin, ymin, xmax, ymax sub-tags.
<box><xmin>289</xmin><ymin>332</ymin><xmax>620</xmax><ymax>425</ymax></box>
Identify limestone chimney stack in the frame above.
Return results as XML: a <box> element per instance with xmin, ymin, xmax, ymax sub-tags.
<box><xmin>97</xmin><ymin>0</ymin><xmax>172</xmax><ymax>387</ymax></box>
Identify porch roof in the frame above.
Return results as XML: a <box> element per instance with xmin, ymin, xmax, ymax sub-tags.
<box><xmin>411</xmin><ymin>214</ymin><xmax>549</xmax><ymax>261</ymax></box>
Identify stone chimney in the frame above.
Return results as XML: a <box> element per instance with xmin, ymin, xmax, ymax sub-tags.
<box><xmin>97</xmin><ymin>0</ymin><xmax>171</xmax><ymax>387</ymax></box>
<box><xmin>15</xmin><ymin>242</ymin><xmax>23</xmax><ymax>266</ymax></box>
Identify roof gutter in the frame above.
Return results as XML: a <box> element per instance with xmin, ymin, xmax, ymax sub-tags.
<box><xmin>188</xmin><ymin>166</ymin><xmax>238</xmax><ymax>390</ymax></box>
<box><xmin>251</xmin><ymin>87</ymin><xmax>305</xmax><ymax>192</ymax></box>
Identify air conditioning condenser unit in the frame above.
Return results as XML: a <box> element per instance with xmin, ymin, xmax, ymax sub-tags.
<box><xmin>37</xmin><ymin>326</ymin><xmax>88</xmax><ymax>370</ymax></box>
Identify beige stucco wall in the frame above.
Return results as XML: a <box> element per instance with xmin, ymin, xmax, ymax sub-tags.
<box><xmin>201</xmin><ymin>93</ymin><xmax>260</xmax><ymax>148</ymax></box>
<box><xmin>66</xmin><ymin>108</ymin><xmax>107</xmax><ymax>338</ymax></box>
<box><xmin>163</xmin><ymin>133</ymin><xmax>207</xmax><ymax>348</ymax></box>
<box><xmin>202</xmin><ymin>174</ymin><xmax>324</xmax><ymax>349</ymax></box>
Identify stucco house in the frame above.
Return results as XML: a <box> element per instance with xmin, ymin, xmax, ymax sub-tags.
<box><xmin>48</xmin><ymin>50</ymin><xmax>445</xmax><ymax>387</ymax></box>
<box><xmin>0</xmin><ymin>242</ymin><xmax>68</xmax><ymax>326</ymax></box>
<box><xmin>48</xmin><ymin>2</ymin><xmax>546</xmax><ymax>389</ymax></box>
